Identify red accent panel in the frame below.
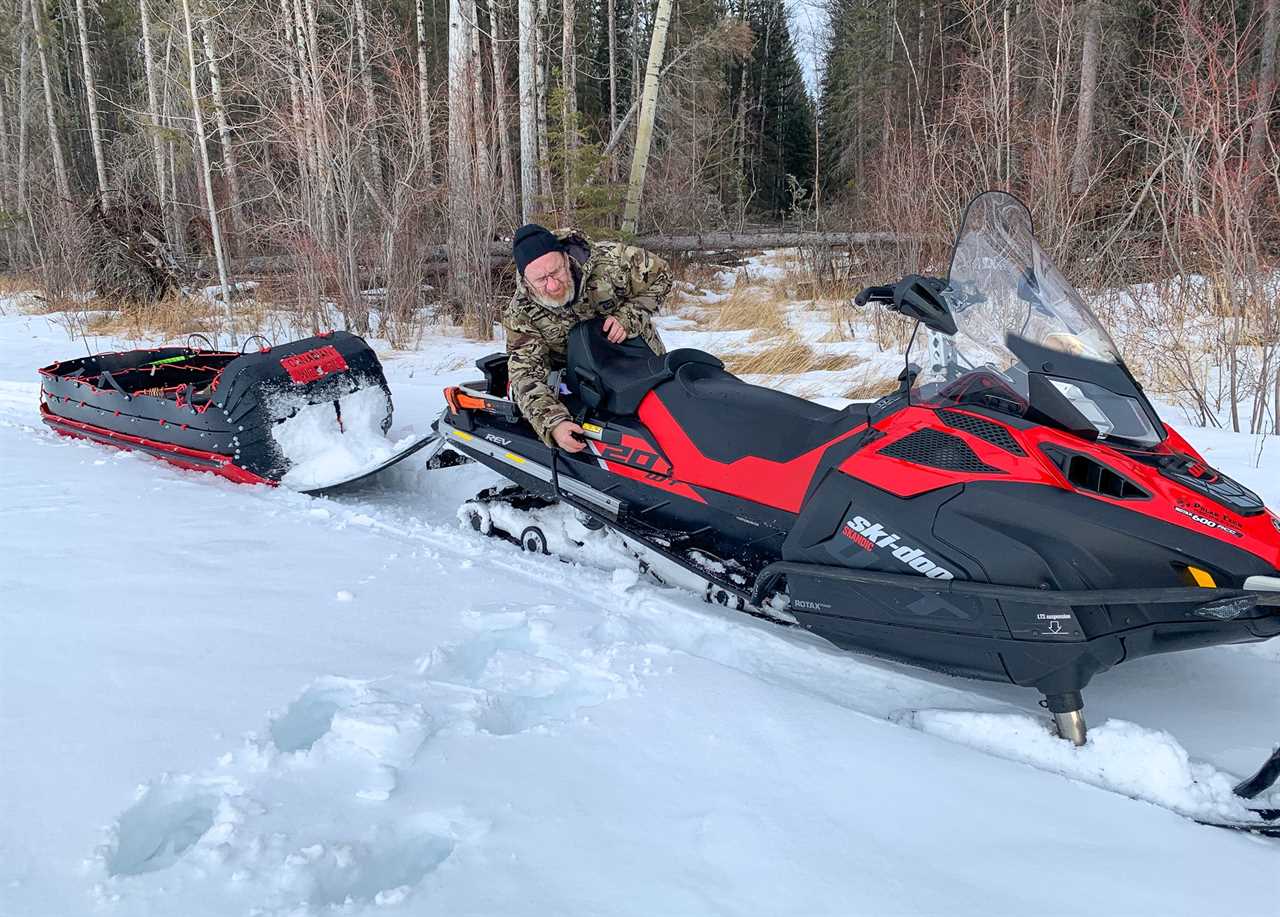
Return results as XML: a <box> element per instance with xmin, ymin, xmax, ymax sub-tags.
<box><xmin>587</xmin><ymin>435</ymin><xmax>706</xmax><ymax>503</ymax></box>
<box><xmin>39</xmin><ymin>404</ymin><xmax>275</xmax><ymax>487</ymax></box>
<box><xmin>840</xmin><ymin>406</ymin><xmax>1056</xmax><ymax>497</ymax></box>
<box><xmin>637</xmin><ymin>394</ymin><xmax>865</xmax><ymax>513</ymax></box>
<box><xmin>843</xmin><ymin>405</ymin><xmax>1280</xmax><ymax>566</ymax></box>
<box><xmin>280</xmin><ymin>345</ymin><xmax>349</xmax><ymax>384</ymax></box>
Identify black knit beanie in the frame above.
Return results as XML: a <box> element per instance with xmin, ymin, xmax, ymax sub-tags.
<box><xmin>512</xmin><ymin>223</ymin><xmax>562</xmax><ymax>275</ymax></box>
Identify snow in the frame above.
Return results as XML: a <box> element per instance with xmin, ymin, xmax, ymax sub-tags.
<box><xmin>272</xmin><ymin>385</ymin><xmax>413</xmax><ymax>490</ymax></box>
<box><xmin>2</xmin><ymin>300</ymin><xmax>1280</xmax><ymax>917</ymax></box>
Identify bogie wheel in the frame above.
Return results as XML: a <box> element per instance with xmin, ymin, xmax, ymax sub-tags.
<box><xmin>705</xmin><ymin>585</ymin><xmax>745</xmax><ymax>611</ymax></box>
<box><xmin>520</xmin><ymin>526</ymin><xmax>550</xmax><ymax>555</ymax></box>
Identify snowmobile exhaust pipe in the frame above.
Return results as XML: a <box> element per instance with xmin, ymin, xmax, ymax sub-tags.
<box><xmin>1045</xmin><ymin>692</ymin><xmax>1087</xmax><ymax>746</ymax></box>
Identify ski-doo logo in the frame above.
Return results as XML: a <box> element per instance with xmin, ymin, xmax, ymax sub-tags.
<box><xmin>280</xmin><ymin>345</ymin><xmax>349</xmax><ymax>384</ymax></box>
<box><xmin>842</xmin><ymin>516</ymin><xmax>955</xmax><ymax>580</ymax></box>
<box><xmin>1174</xmin><ymin>504</ymin><xmax>1243</xmax><ymax>538</ymax></box>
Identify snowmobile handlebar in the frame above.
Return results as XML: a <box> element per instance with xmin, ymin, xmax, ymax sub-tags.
<box><xmin>854</xmin><ymin>284</ymin><xmax>896</xmax><ymax>306</ymax></box>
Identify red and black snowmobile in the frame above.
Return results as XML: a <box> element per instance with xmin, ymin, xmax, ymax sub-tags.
<box><xmin>429</xmin><ymin>192</ymin><xmax>1280</xmax><ymax>825</ymax></box>
<box><xmin>39</xmin><ymin>331</ymin><xmax>436</xmax><ymax>493</ymax></box>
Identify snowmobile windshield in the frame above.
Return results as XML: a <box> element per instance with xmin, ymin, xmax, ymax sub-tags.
<box><xmin>910</xmin><ymin>191</ymin><xmax>1164</xmax><ymax>449</ymax></box>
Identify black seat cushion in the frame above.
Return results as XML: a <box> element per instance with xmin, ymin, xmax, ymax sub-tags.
<box><xmin>652</xmin><ymin>361</ymin><xmax>871</xmax><ymax>464</ymax></box>
<box><xmin>565</xmin><ymin>318</ymin><xmax>722</xmax><ymax>416</ymax></box>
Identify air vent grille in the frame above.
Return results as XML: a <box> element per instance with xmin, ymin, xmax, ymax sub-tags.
<box><xmin>1042</xmin><ymin>446</ymin><xmax>1149</xmax><ymax>500</ymax></box>
<box><xmin>880</xmin><ymin>428</ymin><xmax>1005</xmax><ymax>474</ymax></box>
<box><xmin>937</xmin><ymin>409</ymin><xmax>1027</xmax><ymax>456</ymax></box>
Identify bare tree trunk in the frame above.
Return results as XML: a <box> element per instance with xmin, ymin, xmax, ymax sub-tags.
<box><xmin>353</xmin><ymin>0</ymin><xmax>384</xmax><ymax>197</ymax></box>
<box><xmin>30</xmin><ymin>0</ymin><xmax>70</xmax><ymax>200</ymax></box>
<box><xmin>561</xmin><ymin>0</ymin><xmax>577</xmax><ymax>217</ymax></box>
<box><xmin>607</xmin><ymin>0</ymin><xmax>617</xmax><ymax>136</ymax></box>
<box><xmin>535</xmin><ymin>0</ymin><xmax>552</xmax><ymax>202</ymax></box>
<box><xmin>1247</xmin><ymin>0</ymin><xmax>1279</xmax><ymax>178</ymax></box>
<box><xmin>278</xmin><ymin>0</ymin><xmax>303</xmax><ymax>154</ymax></box>
<box><xmin>518</xmin><ymin>0</ymin><xmax>539</xmax><ymax>219</ymax></box>
<box><xmin>448</xmin><ymin>0</ymin><xmax>477</xmax><ymax>302</ymax></box>
<box><xmin>416</xmin><ymin>0</ymin><xmax>435</xmax><ymax>175</ymax></box>
<box><xmin>139</xmin><ymin>0</ymin><xmax>169</xmax><ymax>227</ymax></box>
<box><xmin>74</xmin><ymin>0</ymin><xmax>109</xmax><ymax>195</ymax></box>
<box><xmin>16</xmin><ymin>0</ymin><xmax>32</xmax><ymax>210</ymax></box>
<box><xmin>621</xmin><ymin>0</ymin><xmax>674</xmax><ymax>234</ymax></box>
<box><xmin>1069</xmin><ymin>0</ymin><xmax>1104</xmax><ymax>196</ymax></box>
<box><xmin>200</xmin><ymin>14</ymin><xmax>241</xmax><ymax>242</ymax></box>
<box><xmin>161</xmin><ymin>25</ymin><xmax>183</xmax><ymax>248</ymax></box>
<box><xmin>469</xmin><ymin>0</ymin><xmax>492</xmax><ymax>188</ymax></box>
<box><xmin>0</xmin><ymin>80</ymin><xmax>9</xmax><ymax>212</ymax></box>
<box><xmin>181</xmin><ymin>0</ymin><xmax>233</xmax><ymax>320</ymax></box>
<box><xmin>487</xmin><ymin>0</ymin><xmax>518</xmax><ymax>224</ymax></box>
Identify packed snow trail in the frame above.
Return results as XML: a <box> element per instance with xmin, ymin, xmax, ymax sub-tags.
<box><xmin>2</xmin><ymin>312</ymin><xmax>1279</xmax><ymax>917</ymax></box>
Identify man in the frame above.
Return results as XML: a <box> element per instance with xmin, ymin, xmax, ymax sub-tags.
<box><xmin>503</xmin><ymin>223</ymin><xmax>671</xmax><ymax>452</ymax></box>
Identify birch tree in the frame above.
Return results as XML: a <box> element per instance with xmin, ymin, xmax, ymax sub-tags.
<box><xmin>621</xmin><ymin>0</ymin><xmax>674</xmax><ymax>234</ymax></box>
<box><xmin>607</xmin><ymin>0</ymin><xmax>617</xmax><ymax>169</ymax></box>
<box><xmin>561</xmin><ymin>0</ymin><xmax>576</xmax><ymax>217</ymax></box>
<box><xmin>535</xmin><ymin>0</ymin><xmax>552</xmax><ymax>200</ymax></box>
<box><xmin>448</xmin><ymin>0</ymin><xmax>477</xmax><ymax>302</ymax></box>
<box><xmin>416</xmin><ymin>0</ymin><xmax>434</xmax><ymax>175</ymax></box>
<box><xmin>1069</xmin><ymin>0</ymin><xmax>1104</xmax><ymax>196</ymax></box>
<box><xmin>517</xmin><ymin>0</ymin><xmax>538</xmax><ymax>219</ymax></box>
<box><xmin>29</xmin><ymin>0</ymin><xmax>70</xmax><ymax>201</ymax></box>
<box><xmin>73</xmin><ymin>0</ymin><xmax>108</xmax><ymax>195</ymax></box>
<box><xmin>16</xmin><ymin>0</ymin><xmax>31</xmax><ymax>209</ymax></box>
<box><xmin>181</xmin><ymin>0</ymin><xmax>233</xmax><ymax>317</ymax></box>
<box><xmin>201</xmin><ymin>12</ymin><xmax>243</xmax><ymax>239</ymax></box>
<box><xmin>353</xmin><ymin>0</ymin><xmax>384</xmax><ymax>197</ymax></box>
<box><xmin>139</xmin><ymin>0</ymin><xmax>169</xmax><ymax>228</ymax></box>
<box><xmin>486</xmin><ymin>0</ymin><xmax>518</xmax><ymax>224</ymax></box>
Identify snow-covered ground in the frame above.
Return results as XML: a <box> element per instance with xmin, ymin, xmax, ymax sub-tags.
<box><xmin>2</xmin><ymin>298</ymin><xmax>1279</xmax><ymax>917</ymax></box>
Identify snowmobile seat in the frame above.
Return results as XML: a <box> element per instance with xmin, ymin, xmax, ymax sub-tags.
<box><xmin>648</xmin><ymin>361</ymin><xmax>872</xmax><ymax>465</ymax></box>
<box><xmin>565</xmin><ymin>319</ymin><xmax>722</xmax><ymax>416</ymax></box>
<box><xmin>475</xmin><ymin>352</ymin><xmax>510</xmax><ymax>396</ymax></box>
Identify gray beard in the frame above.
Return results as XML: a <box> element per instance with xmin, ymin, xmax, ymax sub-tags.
<box><xmin>529</xmin><ymin>284</ymin><xmax>574</xmax><ymax>310</ymax></box>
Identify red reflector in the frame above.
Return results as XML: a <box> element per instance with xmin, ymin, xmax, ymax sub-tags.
<box><xmin>280</xmin><ymin>345</ymin><xmax>349</xmax><ymax>384</ymax></box>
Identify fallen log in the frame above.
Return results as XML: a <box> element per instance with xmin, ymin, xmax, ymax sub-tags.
<box><xmin>197</xmin><ymin>230</ymin><xmax>914</xmax><ymax>277</ymax></box>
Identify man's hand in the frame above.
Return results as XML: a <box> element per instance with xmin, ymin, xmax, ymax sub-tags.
<box><xmin>602</xmin><ymin>316</ymin><xmax>627</xmax><ymax>344</ymax></box>
<box><xmin>552</xmin><ymin>420</ymin><xmax>587</xmax><ymax>452</ymax></box>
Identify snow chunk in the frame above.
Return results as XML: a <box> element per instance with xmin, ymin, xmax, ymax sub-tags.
<box><xmin>271</xmin><ymin>385</ymin><xmax>414</xmax><ymax>490</ymax></box>
<box><xmin>906</xmin><ymin>711</ymin><xmax>1261</xmax><ymax>821</ymax></box>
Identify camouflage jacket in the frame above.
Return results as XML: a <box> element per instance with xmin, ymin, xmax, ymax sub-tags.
<box><xmin>502</xmin><ymin>229</ymin><xmax>671</xmax><ymax>445</ymax></box>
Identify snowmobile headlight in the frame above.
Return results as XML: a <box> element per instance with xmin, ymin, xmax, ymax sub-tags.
<box><xmin>1047</xmin><ymin>377</ymin><xmax>1161</xmax><ymax>447</ymax></box>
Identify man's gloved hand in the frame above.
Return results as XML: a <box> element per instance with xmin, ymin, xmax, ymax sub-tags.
<box><xmin>602</xmin><ymin>316</ymin><xmax>627</xmax><ymax>344</ymax></box>
<box><xmin>552</xmin><ymin>419</ymin><xmax>587</xmax><ymax>452</ymax></box>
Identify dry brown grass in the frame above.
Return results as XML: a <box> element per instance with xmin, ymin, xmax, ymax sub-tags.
<box><xmin>841</xmin><ymin>365</ymin><xmax>900</xmax><ymax>400</ymax></box>
<box><xmin>723</xmin><ymin>337</ymin><xmax>858</xmax><ymax>376</ymax></box>
<box><xmin>86</xmin><ymin>293</ymin><xmax>216</xmax><ymax>339</ymax></box>
<box><xmin>711</xmin><ymin>287</ymin><xmax>791</xmax><ymax>334</ymax></box>
<box><xmin>0</xmin><ymin>273</ymin><xmax>41</xmax><ymax>298</ymax></box>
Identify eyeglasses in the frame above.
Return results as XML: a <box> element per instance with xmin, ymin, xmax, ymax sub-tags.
<box><xmin>525</xmin><ymin>256</ymin><xmax>569</xmax><ymax>290</ymax></box>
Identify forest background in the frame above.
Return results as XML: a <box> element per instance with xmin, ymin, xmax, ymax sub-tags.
<box><xmin>0</xmin><ymin>0</ymin><xmax>1276</xmax><ymax>432</ymax></box>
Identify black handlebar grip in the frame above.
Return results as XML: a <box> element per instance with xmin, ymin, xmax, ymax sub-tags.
<box><xmin>855</xmin><ymin>285</ymin><xmax>896</xmax><ymax>306</ymax></box>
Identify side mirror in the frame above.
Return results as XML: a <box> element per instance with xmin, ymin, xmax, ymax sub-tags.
<box><xmin>893</xmin><ymin>275</ymin><xmax>957</xmax><ymax>336</ymax></box>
